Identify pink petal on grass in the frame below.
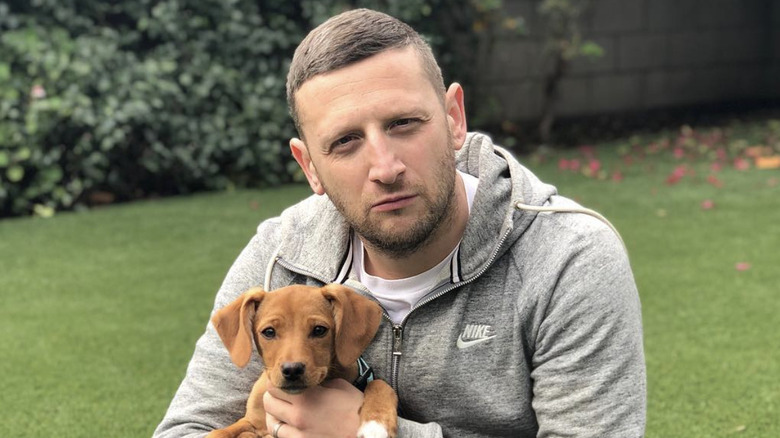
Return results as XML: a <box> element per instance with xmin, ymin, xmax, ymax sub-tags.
<box><xmin>734</xmin><ymin>157</ymin><xmax>750</xmax><ymax>171</ymax></box>
<box><xmin>665</xmin><ymin>165</ymin><xmax>688</xmax><ymax>185</ymax></box>
<box><xmin>589</xmin><ymin>159</ymin><xmax>601</xmax><ymax>174</ymax></box>
<box><xmin>701</xmin><ymin>200</ymin><xmax>715</xmax><ymax>210</ymax></box>
<box><xmin>707</xmin><ymin>174</ymin><xmax>724</xmax><ymax>188</ymax></box>
<box><xmin>735</xmin><ymin>262</ymin><xmax>751</xmax><ymax>272</ymax></box>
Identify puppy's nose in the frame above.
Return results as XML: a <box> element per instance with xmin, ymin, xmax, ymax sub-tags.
<box><xmin>281</xmin><ymin>362</ymin><xmax>305</xmax><ymax>381</ymax></box>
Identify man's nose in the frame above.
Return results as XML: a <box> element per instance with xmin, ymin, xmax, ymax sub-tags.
<box><xmin>367</xmin><ymin>136</ymin><xmax>406</xmax><ymax>184</ymax></box>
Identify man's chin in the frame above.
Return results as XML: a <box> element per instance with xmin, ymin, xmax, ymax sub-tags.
<box><xmin>361</xmin><ymin>227</ymin><xmax>434</xmax><ymax>259</ymax></box>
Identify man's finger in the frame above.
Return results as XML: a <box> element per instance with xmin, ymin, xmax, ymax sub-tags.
<box><xmin>265</xmin><ymin>386</ymin><xmax>299</xmax><ymax>403</ymax></box>
<box><xmin>268</xmin><ymin>417</ymin><xmax>298</xmax><ymax>438</ymax></box>
<box><xmin>264</xmin><ymin>390</ymin><xmax>294</xmax><ymax>424</ymax></box>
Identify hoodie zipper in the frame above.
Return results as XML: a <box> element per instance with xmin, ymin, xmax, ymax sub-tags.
<box><xmin>391</xmin><ymin>324</ymin><xmax>403</xmax><ymax>393</ymax></box>
<box><xmin>386</xmin><ymin>225</ymin><xmax>515</xmax><ymax>394</ymax></box>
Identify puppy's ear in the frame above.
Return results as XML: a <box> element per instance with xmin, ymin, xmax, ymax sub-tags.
<box><xmin>320</xmin><ymin>284</ymin><xmax>383</xmax><ymax>367</ymax></box>
<box><xmin>211</xmin><ymin>287</ymin><xmax>266</xmax><ymax>368</ymax></box>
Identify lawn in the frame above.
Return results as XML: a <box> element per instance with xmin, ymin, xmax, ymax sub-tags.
<box><xmin>1</xmin><ymin>121</ymin><xmax>778</xmax><ymax>437</ymax></box>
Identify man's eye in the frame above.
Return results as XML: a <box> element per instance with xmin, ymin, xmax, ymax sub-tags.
<box><xmin>331</xmin><ymin>135</ymin><xmax>357</xmax><ymax>149</ymax></box>
<box><xmin>261</xmin><ymin>327</ymin><xmax>276</xmax><ymax>339</ymax></box>
<box><xmin>311</xmin><ymin>325</ymin><xmax>328</xmax><ymax>338</ymax></box>
<box><xmin>392</xmin><ymin>118</ymin><xmax>414</xmax><ymax>128</ymax></box>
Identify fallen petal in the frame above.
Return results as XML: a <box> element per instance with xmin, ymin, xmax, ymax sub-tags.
<box><xmin>707</xmin><ymin>174</ymin><xmax>724</xmax><ymax>188</ymax></box>
<box><xmin>734</xmin><ymin>158</ymin><xmax>750</xmax><ymax>171</ymax></box>
<box><xmin>589</xmin><ymin>159</ymin><xmax>601</xmax><ymax>174</ymax></box>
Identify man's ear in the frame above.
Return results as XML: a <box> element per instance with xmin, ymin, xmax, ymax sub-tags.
<box><xmin>445</xmin><ymin>83</ymin><xmax>467</xmax><ymax>150</ymax></box>
<box><xmin>290</xmin><ymin>137</ymin><xmax>325</xmax><ymax>195</ymax></box>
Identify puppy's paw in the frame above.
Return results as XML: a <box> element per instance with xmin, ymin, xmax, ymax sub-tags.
<box><xmin>357</xmin><ymin>420</ymin><xmax>390</xmax><ymax>438</ymax></box>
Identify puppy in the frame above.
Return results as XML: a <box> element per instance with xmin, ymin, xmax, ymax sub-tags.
<box><xmin>206</xmin><ymin>284</ymin><xmax>398</xmax><ymax>438</ymax></box>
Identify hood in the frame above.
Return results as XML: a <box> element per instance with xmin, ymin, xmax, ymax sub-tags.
<box><xmin>454</xmin><ymin>132</ymin><xmax>557</xmax><ymax>281</ymax></box>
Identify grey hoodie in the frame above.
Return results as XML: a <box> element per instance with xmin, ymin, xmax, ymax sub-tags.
<box><xmin>153</xmin><ymin>133</ymin><xmax>646</xmax><ymax>438</ymax></box>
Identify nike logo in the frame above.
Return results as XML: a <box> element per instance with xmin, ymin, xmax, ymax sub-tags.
<box><xmin>456</xmin><ymin>324</ymin><xmax>496</xmax><ymax>349</ymax></box>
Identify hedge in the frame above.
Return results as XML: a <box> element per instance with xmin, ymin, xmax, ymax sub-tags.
<box><xmin>0</xmin><ymin>0</ymin><xmax>505</xmax><ymax>217</ymax></box>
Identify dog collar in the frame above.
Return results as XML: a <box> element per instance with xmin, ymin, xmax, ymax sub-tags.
<box><xmin>352</xmin><ymin>356</ymin><xmax>374</xmax><ymax>392</ymax></box>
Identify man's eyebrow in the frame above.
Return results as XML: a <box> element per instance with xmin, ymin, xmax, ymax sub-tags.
<box><xmin>314</xmin><ymin>104</ymin><xmax>434</xmax><ymax>149</ymax></box>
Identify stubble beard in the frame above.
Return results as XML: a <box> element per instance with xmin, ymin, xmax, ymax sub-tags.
<box><xmin>326</xmin><ymin>145</ymin><xmax>459</xmax><ymax>260</ymax></box>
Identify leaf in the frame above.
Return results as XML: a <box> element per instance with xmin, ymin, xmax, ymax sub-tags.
<box><xmin>6</xmin><ymin>165</ymin><xmax>24</xmax><ymax>182</ymax></box>
<box><xmin>33</xmin><ymin>203</ymin><xmax>55</xmax><ymax>218</ymax></box>
<box><xmin>0</xmin><ymin>62</ymin><xmax>10</xmax><ymax>82</ymax></box>
<box><xmin>15</xmin><ymin>147</ymin><xmax>31</xmax><ymax>161</ymax></box>
<box><xmin>579</xmin><ymin>41</ymin><xmax>604</xmax><ymax>58</ymax></box>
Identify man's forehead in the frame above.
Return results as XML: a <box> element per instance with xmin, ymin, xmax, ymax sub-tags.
<box><xmin>293</xmin><ymin>48</ymin><xmax>435</xmax><ymax>120</ymax></box>
<box><xmin>294</xmin><ymin>47</ymin><xmax>425</xmax><ymax>96</ymax></box>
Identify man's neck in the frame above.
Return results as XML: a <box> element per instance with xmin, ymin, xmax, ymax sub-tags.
<box><xmin>361</xmin><ymin>173</ymin><xmax>469</xmax><ymax>280</ymax></box>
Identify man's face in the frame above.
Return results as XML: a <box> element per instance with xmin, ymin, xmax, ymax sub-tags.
<box><xmin>290</xmin><ymin>47</ymin><xmax>467</xmax><ymax>258</ymax></box>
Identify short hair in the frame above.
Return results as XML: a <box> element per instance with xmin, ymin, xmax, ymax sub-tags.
<box><xmin>286</xmin><ymin>8</ymin><xmax>446</xmax><ymax>133</ymax></box>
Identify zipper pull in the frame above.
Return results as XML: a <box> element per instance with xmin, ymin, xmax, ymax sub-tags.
<box><xmin>392</xmin><ymin>325</ymin><xmax>403</xmax><ymax>357</ymax></box>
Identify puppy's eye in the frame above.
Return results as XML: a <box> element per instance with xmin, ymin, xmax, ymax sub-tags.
<box><xmin>261</xmin><ymin>327</ymin><xmax>276</xmax><ymax>339</ymax></box>
<box><xmin>311</xmin><ymin>325</ymin><xmax>328</xmax><ymax>338</ymax></box>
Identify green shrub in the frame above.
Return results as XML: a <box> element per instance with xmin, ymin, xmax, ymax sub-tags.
<box><xmin>0</xmin><ymin>0</ymin><xmax>508</xmax><ymax>217</ymax></box>
<box><xmin>0</xmin><ymin>0</ymin><xmax>309</xmax><ymax>217</ymax></box>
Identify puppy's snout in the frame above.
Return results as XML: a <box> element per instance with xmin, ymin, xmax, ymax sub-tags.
<box><xmin>281</xmin><ymin>362</ymin><xmax>305</xmax><ymax>381</ymax></box>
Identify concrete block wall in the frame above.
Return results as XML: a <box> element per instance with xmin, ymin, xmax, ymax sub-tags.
<box><xmin>773</xmin><ymin>1</ymin><xmax>780</xmax><ymax>97</ymax></box>
<box><xmin>476</xmin><ymin>0</ymin><xmax>778</xmax><ymax>123</ymax></box>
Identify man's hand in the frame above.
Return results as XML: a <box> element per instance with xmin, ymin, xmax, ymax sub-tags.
<box><xmin>264</xmin><ymin>378</ymin><xmax>363</xmax><ymax>438</ymax></box>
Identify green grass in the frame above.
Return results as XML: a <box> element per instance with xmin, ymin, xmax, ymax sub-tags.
<box><xmin>0</xmin><ymin>186</ymin><xmax>312</xmax><ymax>437</ymax></box>
<box><xmin>529</xmin><ymin>132</ymin><xmax>780</xmax><ymax>436</ymax></box>
<box><xmin>2</xmin><ymin>129</ymin><xmax>779</xmax><ymax>436</ymax></box>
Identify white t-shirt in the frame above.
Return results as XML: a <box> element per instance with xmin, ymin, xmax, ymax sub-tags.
<box><xmin>352</xmin><ymin>171</ymin><xmax>479</xmax><ymax>324</ymax></box>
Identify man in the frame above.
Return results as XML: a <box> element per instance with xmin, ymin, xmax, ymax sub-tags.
<box><xmin>154</xmin><ymin>8</ymin><xmax>645</xmax><ymax>438</ymax></box>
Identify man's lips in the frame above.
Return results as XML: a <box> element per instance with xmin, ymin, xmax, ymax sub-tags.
<box><xmin>372</xmin><ymin>194</ymin><xmax>417</xmax><ymax>212</ymax></box>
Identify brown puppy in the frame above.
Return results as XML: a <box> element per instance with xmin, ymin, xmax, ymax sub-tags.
<box><xmin>206</xmin><ymin>284</ymin><xmax>398</xmax><ymax>438</ymax></box>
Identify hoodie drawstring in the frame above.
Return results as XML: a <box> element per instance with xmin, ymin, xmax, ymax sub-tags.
<box><xmin>514</xmin><ymin>201</ymin><xmax>627</xmax><ymax>252</ymax></box>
